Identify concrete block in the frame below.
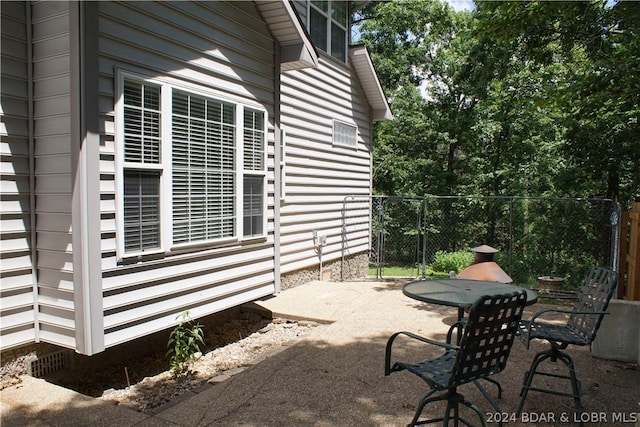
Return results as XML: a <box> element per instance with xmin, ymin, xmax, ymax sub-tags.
<box><xmin>592</xmin><ymin>299</ymin><xmax>640</xmax><ymax>363</ymax></box>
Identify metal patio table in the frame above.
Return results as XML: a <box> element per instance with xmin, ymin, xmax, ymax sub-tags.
<box><xmin>403</xmin><ymin>278</ymin><xmax>538</xmax><ymax>320</ymax></box>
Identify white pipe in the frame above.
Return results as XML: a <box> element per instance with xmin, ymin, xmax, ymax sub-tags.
<box><xmin>318</xmin><ymin>245</ymin><xmax>323</xmax><ymax>280</ymax></box>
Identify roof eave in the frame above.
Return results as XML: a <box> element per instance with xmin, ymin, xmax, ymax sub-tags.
<box><xmin>348</xmin><ymin>45</ymin><xmax>393</xmax><ymax>121</ymax></box>
<box><xmin>256</xmin><ymin>1</ymin><xmax>318</xmax><ymax>70</ymax></box>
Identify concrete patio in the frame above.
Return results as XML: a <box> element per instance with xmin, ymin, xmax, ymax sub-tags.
<box><xmin>2</xmin><ymin>279</ymin><xmax>639</xmax><ymax>426</ymax></box>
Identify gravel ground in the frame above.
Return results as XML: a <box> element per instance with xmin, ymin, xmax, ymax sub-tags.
<box><xmin>1</xmin><ymin>318</ymin><xmax>318</xmax><ymax>413</ymax></box>
<box><xmin>103</xmin><ymin>318</ymin><xmax>317</xmax><ymax>412</ymax></box>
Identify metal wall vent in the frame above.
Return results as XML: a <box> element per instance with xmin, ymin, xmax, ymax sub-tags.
<box><xmin>28</xmin><ymin>350</ymin><xmax>72</xmax><ymax>378</ymax></box>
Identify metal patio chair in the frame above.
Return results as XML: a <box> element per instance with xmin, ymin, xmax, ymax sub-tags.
<box><xmin>385</xmin><ymin>291</ymin><xmax>527</xmax><ymax>426</ymax></box>
<box><xmin>516</xmin><ymin>266</ymin><xmax>617</xmax><ymax>417</ymax></box>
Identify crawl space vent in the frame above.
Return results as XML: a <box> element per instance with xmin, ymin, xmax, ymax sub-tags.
<box><xmin>28</xmin><ymin>350</ymin><xmax>72</xmax><ymax>378</ymax></box>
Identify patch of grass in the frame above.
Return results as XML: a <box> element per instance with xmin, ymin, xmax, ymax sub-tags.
<box><xmin>369</xmin><ymin>265</ymin><xmax>418</xmax><ymax>277</ymax></box>
<box><xmin>368</xmin><ymin>265</ymin><xmax>450</xmax><ymax>279</ymax></box>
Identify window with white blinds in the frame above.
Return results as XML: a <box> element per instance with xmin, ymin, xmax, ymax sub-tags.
<box><xmin>243</xmin><ymin>175</ymin><xmax>263</xmax><ymax>237</ymax></box>
<box><xmin>172</xmin><ymin>90</ymin><xmax>237</xmax><ymax>244</ymax></box>
<box><xmin>122</xmin><ymin>80</ymin><xmax>162</xmax><ymax>254</ymax></box>
<box><xmin>243</xmin><ymin>108</ymin><xmax>265</xmax><ymax>171</ymax></box>
<box><xmin>123</xmin><ymin>80</ymin><xmax>161</xmax><ymax>163</ymax></box>
<box><xmin>123</xmin><ymin>170</ymin><xmax>161</xmax><ymax>252</ymax></box>
<box><xmin>242</xmin><ymin>107</ymin><xmax>266</xmax><ymax>238</ymax></box>
<box><xmin>117</xmin><ymin>73</ymin><xmax>267</xmax><ymax>258</ymax></box>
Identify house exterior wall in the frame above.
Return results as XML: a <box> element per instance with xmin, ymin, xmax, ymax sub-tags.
<box><xmin>278</xmin><ymin>2</ymin><xmax>373</xmax><ymax>278</ymax></box>
<box><xmin>31</xmin><ymin>0</ymin><xmax>77</xmax><ymax>349</ymax></box>
<box><xmin>292</xmin><ymin>1</ymin><xmax>307</xmax><ymax>23</ymax></box>
<box><xmin>0</xmin><ymin>1</ymin><xmax>80</xmax><ymax>351</ymax></box>
<box><xmin>96</xmin><ymin>1</ymin><xmax>277</xmax><ymax>348</ymax></box>
<box><xmin>1</xmin><ymin>0</ymin><xmax>380</xmax><ymax>355</ymax></box>
<box><xmin>0</xmin><ymin>1</ymin><xmax>38</xmax><ymax>349</ymax></box>
<box><xmin>279</xmin><ymin>58</ymin><xmax>373</xmax><ymax>276</ymax></box>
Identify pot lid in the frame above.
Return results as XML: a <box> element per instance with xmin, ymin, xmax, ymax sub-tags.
<box><xmin>470</xmin><ymin>244</ymin><xmax>499</xmax><ymax>254</ymax></box>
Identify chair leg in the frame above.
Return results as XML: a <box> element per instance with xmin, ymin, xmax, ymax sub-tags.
<box><xmin>409</xmin><ymin>389</ymin><xmax>488</xmax><ymax>427</ymax></box>
<box><xmin>556</xmin><ymin>350</ymin><xmax>582</xmax><ymax>414</ymax></box>
<box><xmin>517</xmin><ymin>348</ymin><xmax>582</xmax><ymax>417</ymax></box>
<box><xmin>516</xmin><ymin>350</ymin><xmax>552</xmax><ymax>416</ymax></box>
<box><xmin>479</xmin><ymin>377</ymin><xmax>502</xmax><ymax>398</ymax></box>
<box><xmin>473</xmin><ymin>380</ymin><xmax>503</xmax><ymax>426</ymax></box>
<box><xmin>409</xmin><ymin>389</ymin><xmax>439</xmax><ymax>426</ymax></box>
<box><xmin>459</xmin><ymin>399</ymin><xmax>488</xmax><ymax>427</ymax></box>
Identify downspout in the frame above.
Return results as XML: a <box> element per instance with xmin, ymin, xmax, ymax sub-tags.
<box><xmin>26</xmin><ymin>0</ymin><xmax>40</xmax><ymax>343</ymax></box>
<box><xmin>273</xmin><ymin>42</ymin><xmax>282</xmax><ymax>293</ymax></box>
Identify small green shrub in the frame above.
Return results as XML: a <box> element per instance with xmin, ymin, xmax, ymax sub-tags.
<box><xmin>167</xmin><ymin>311</ymin><xmax>204</xmax><ymax>378</ymax></box>
<box><xmin>430</xmin><ymin>250</ymin><xmax>474</xmax><ymax>274</ymax></box>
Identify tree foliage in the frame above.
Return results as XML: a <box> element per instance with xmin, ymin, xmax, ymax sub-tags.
<box><xmin>360</xmin><ymin>0</ymin><xmax>639</xmax><ymax>209</ymax></box>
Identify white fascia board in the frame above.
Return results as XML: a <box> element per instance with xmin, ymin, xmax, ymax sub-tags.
<box><xmin>257</xmin><ymin>0</ymin><xmax>318</xmax><ymax>70</ymax></box>
<box><xmin>348</xmin><ymin>45</ymin><xmax>393</xmax><ymax>122</ymax></box>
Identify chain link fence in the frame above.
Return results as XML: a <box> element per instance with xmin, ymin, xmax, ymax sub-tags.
<box><xmin>347</xmin><ymin>195</ymin><xmax>620</xmax><ymax>289</ymax></box>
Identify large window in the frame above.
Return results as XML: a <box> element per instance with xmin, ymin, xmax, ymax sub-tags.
<box><xmin>309</xmin><ymin>0</ymin><xmax>348</xmax><ymax>62</ymax></box>
<box><xmin>171</xmin><ymin>90</ymin><xmax>236</xmax><ymax>244</ymax></box>
<box><xmin>117</xmin><ymin>73</ymin><xmax>267</xmax><ymax>257</ymax></box>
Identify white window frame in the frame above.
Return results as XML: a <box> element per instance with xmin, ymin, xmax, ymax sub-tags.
<box><xmin>241</xmin><ymin>107</ymin><xmax>268</xmax><ymax>239</ymax></box>
<box><xmin>308</xmin><ymin>0</ymin><xmax>348</xmax><ymax>62</ymax></box>
<box><xmin>332</xmin><ymin>119</ymin><xmax>358</xmax><ymax>149</ymax></box>
<box><xmin>115</xmin><ymin>70</ymin><xmax>267</xmax><ymax>260</ymax></box>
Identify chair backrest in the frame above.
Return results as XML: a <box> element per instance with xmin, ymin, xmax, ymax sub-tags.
<box><xmin>567</xmin><ymin>266</ymin><xmax>617</xmax><ymax>344</ymax></box>
<box><xmin>451</xmin><ymin>291</ymin><xmax>527</xmax><ymax>387</ymax></box>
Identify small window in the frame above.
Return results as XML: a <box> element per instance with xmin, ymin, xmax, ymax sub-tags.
<box><xmin>309</xmin><ymin>5</ymin><xmax>328</xmax><ymax>52</ymax></box>
<box><xmin>333</xmin><ymin>120</ymin><xmax>357</xmax><ymax>148</ymax></box>
<box><xmin>309</xmin><ymin>0</ymin><xmax>348</xmax><ymax>62</ymax></box>
<box><xmin>123</xmin><ymin>170</ymin><xmax>160</xmax><ymax>252</ymax></box>
<box><xmin>243</xmin><ymin>176</ymin><xmax>264</xmax><ymax>237</ymax></box>
<box><xmin>242</xmin><ymin>107</ymin><xmax>266</xmax><ymax>238</ymax></box>
<box><xmin>122</xmin><ymin>80</ymin><xmax>163</xmax><ymax>254</ymax></box>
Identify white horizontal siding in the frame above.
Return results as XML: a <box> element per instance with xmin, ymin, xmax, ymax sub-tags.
<box><xmin>1</xmin><ymin>309</ymin><xmax>35</xmax><ymax>331</ymax></box>
<box><xmin>38</xmin><ymin>324</ymin><xmax>75</xmax><ymax>349</ymax></box>
<box><xmin>31</xmin><ymin>0</ymin><xmax>76</xmax><ymax>349</ymax></box>
<box><xmin>39</xmin><ymin>269</ymin><xmax>74</xmax><ymax>291</ymax></box>
<box><xmin>0</xmin><ymin>269</ymin><xmax>33</xmax><ymax>291</ymax></box>
<box><xmin>280</xmin><ymin>53</ymin><xmax>373</xmax><ymax>275</ymax></box>
<box><xmin>97</xmin><ymin>1</ymin><xmax>277</xmax><ymax>349</ymax></box>
<box><xmin>0</xmin><ymin>324</ymin><xmax>36</xmax><ymax>349</ymax></box>
<box><xmin>102</xmin><ymin>246</ymin><xmax>275</xmax><ymax>291</ymax></box>
<box><xmin>104</xmin><ymin>268</ymin><xmax>273</xmax><ymax>330</ymax></box>
<box><xmin>105</xmin><ymin>282</ymin><xmax>274</xmax><ymax>347</ymax></box>
<box><xmin>0</xmin><ymin>1</ymin><xmax>36</xmax><ymax>351</ymax></box>
<box><xmin>39</xmin><ymin>305</ymin><xmax>75</xmax><ymax>329</ymax></box>
<box><xmin>292</xmin><ymin>1</ymin><xmax>307</xmax><ymax>26</ymax></box>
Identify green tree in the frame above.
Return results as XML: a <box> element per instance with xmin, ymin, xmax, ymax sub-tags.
<box><xmin>361</xmin><ymin>0</ymin><xmax>478</xmax><ymax>196</ymax></box>
<box><xmin>472</xmin><ymin>0</ymin><xmax>640</xmax><ymax>208</ymax></box>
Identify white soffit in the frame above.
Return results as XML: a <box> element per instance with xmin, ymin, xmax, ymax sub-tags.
<box><xmin>256</xmin><ymin>1</ymin><xmax>318</xmax><ymax>70</ymax></box>
<box><xmin>349</xmin><ymin>45</ymin><xmax>393</xmax><ymax>121</ymax></box>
